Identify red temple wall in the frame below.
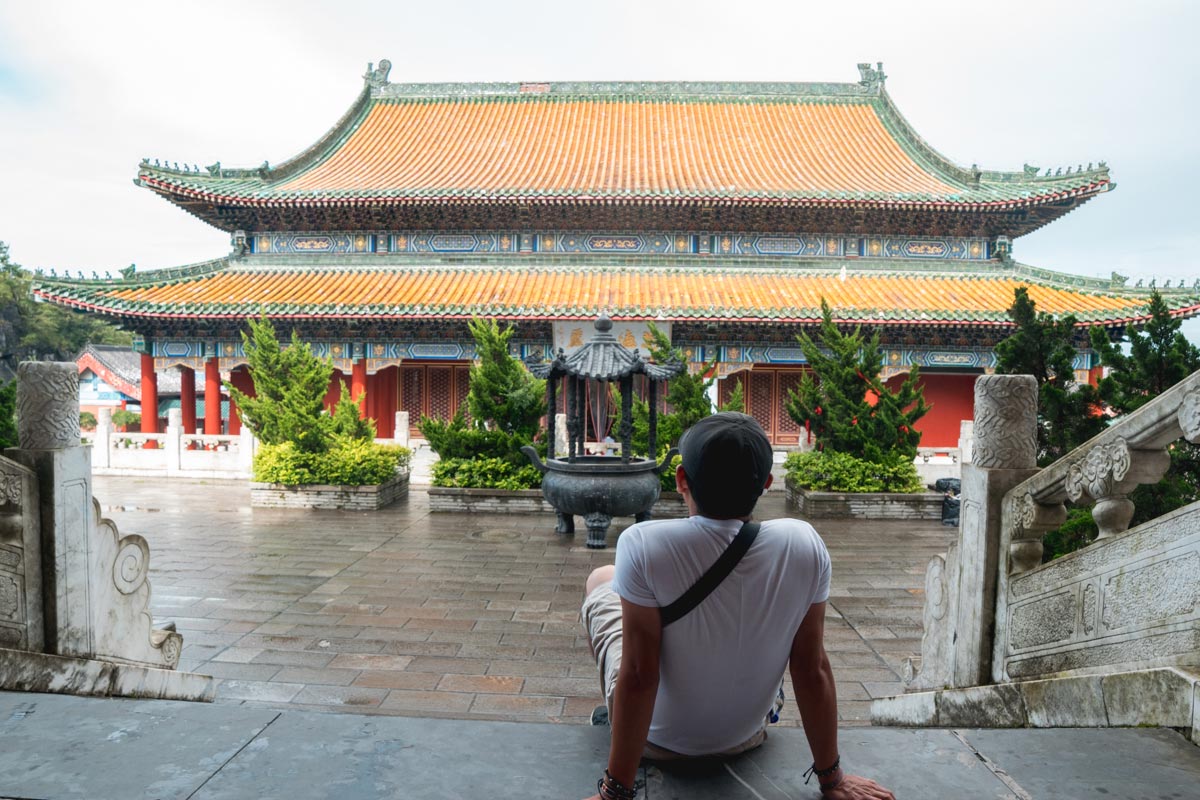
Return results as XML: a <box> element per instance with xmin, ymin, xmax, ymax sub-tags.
<box><xmin>886</xmin><ymin>372</ymin><xmax>978</xmax><ymax>449</ymax></box>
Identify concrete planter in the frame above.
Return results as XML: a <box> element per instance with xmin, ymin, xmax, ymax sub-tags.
<box><xmin>785</xmin><ymin>476</ymin><xmax>942</xmax><ymax>520</ymax></box>
<box><xmin>250</xmin><ymin>471</ymin><xmax>409</xmax><ymax>510</ymax></box>
<box><xmin>428</xmin><ymin>486</ymin><xmax>552</xmax><ymax>514</ymax></box>
<box><xmin>428</xmin><ymin>486</ymin><xmax>690</xmax><ymax>519</ymax></box>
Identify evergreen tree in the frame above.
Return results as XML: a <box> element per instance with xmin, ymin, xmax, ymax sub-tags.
<box><xmin>0</xmin><ymin>380</ymin><xmax>16</xmax><ymax>448</ymax></box>
<box><xmin>0</xmin><ymin>241</ymin><xmax>131</xmax><ymax>368</ymax></box>
<box><xmin>329</xmin><ymin>380</ymin><xmax>376</xmax><ymax>441</ymax></box>
<box><xmin>465</xmin><ymin>318</ymin><xmax>545</xmax><ymax>438</ymax></box>
<box><xmin>627</xmin><ymin>322</ymin><xmax>712</xmax><ymax>456</ymax></box>
<box><xmin>785</xmin><ymin>299</ymin><xmax>929</xmax><ymax>463</ymax></box>
<box><xmin>995</xmin><ymin>287</ymin><xmax>1105</xmax><ymax>465</ymax></box>
<box><xmin>718</xmin><ymin>376</ymin><xmax>745</xmax><ymax>413</ymax></box>
<box><xmin>1089</xmin><ymin>290</ymin><xmax>1200</xmax><ymax>412</ymax></box>
<box><xmin>225</xmin><ymin>316</ymin><xmax>333</xmax><ymax>453</ymax></box>
<box><xmin>1088</xmin><ymin>291</ymin><xmax>1200</xmax><ymax>529</ymax></box>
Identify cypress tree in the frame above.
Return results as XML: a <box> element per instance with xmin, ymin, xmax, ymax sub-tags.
<box><xmin>995</xmin><ymin>287</ymin><xmax>1105</xmax><ymax>465</ymax></box>
<box><xmin>465</xmin><ymin>318</ymin><xmax>545</xmax><ymax>438</ymax></box>
<box><xmin>785</xmin><ymin>299</ymin><xmax>929</xmax><ymax>463</ymax></box>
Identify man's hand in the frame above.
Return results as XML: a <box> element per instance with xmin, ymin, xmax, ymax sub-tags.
<box><xmin>819</xmin><ymin>773</ymin><xmax>895</xmax><ymax>799</ymax></box>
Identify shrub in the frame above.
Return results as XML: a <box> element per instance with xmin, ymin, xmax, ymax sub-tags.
<box><xmin>420</xmin><ymin>409</ymin><xmax>534</xmax><ymax>465</ymax></box>
<box><xmin>431</xmin><ymin>457</ymin><xmax>542</xmax><ymax>491</ymax></box>
<box><xmin>1043</xmin><ymin>506</ymin><xmax>1098</xmax><ymax>562</ymax></box>
<box><xmin>253</xmin><ymin>440</ymin><xmax>410</xmax><ymax>486</ymax></box>
<box><xmin>657</xmin><ymin>450</ymin><xmax>681</xmax><ymax>493</ymax></box>
<box><xmin>784</xmin><ymin>450</ymin><xmax>922</xmax><ymax>494</ymax></box>
<box><xmin>111</xmin><ymin>409</ymin><xmax>141</xmax><ymax>430</ymax></box>
<box><xmin>79</xmin><ymin>411</ymin><xmax>98</xmax><ymax>431</ymax></box>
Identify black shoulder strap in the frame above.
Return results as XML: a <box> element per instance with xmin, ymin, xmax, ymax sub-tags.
<box><xmin>660</xmin><ymin>521</ymin><xmax>760</xmax><ymax>627</ymax></box>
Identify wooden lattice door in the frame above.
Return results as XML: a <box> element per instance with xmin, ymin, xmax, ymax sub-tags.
<box><xmin>399</xmin><ymin>362</ymin><xmax>471</xmax><ymax>435</ymax></box>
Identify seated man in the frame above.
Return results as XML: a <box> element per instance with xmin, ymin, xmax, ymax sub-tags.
<box><xmin>581</xmin><ymin>412</ymin><xmax>894</xmax><ymax>800</ymax></box>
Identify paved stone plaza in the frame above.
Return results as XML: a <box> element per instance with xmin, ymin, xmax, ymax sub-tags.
<box><xmin>93</xmin><ymin>476</ymin><xmax>955</xmax><ymax>726</ymax></box>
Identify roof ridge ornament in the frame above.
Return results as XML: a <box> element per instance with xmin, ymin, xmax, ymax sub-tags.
<box><xmin>857</xmin><ymin>62</ymin><xmax>886</xmax><ymax>93</ymax></box>
<box><xmin>365</xmin><ymin>59</ymin><xmax>392</xmax><ymax>89</ymax></box>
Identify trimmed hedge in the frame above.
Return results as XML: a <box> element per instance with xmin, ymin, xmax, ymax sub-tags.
<box><xmin>254</xmin><ymin>438</ymin><xmax>411</xmax><ymax>486</ymax></box>
<box><xmin>784</xmin><ymin>450</ymin><xmax>922</xmax><ymax>494</ymax></box>
<box><xmin>431</xmin><ymin>457</ymin><xmax>542</xmax><ymax>491</ymax></box>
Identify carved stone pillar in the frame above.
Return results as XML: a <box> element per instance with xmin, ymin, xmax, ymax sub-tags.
<box><xmin>9</xmin><ymin>361</ymin><xmax>181</xmax><ymax>669</ymax></box>
<box><xmin>909</xmin><ymin>374</ymin><xmax>1040</xmax><ymax>691</ymax></box>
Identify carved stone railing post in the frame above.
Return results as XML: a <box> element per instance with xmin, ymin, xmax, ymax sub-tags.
<box><xmin>92</xmin><ymin>408</ymin><xmax>112</xmax><ymax>469</ymax></box>
<box><xmin>165</xmin><ymin>408</ymin><xmax>183</xmax><ymax>477</ymax></box>
<box><xmin>394</xmin><ymin>411</ymin><xmax>410</xmax><ymax>448</ymax></box>
<box><xmin>909</xmin><ymin>375</ymin><xmax>1040</xmax><ymax>690</ymax></box>
<box><xmin>8</xmin><ymin>362</ymin><xmax>181</xmax><ymax>670</ymax></box>
<box><xmin>1007</xmin><ymin>491</ymin><xmax>1066</xmax><ymax>573</ymax></box>
<box><xmin>1064</xmin><ymin>439</ymin><xmax>1170</xmax><ymax>539</ymax></box>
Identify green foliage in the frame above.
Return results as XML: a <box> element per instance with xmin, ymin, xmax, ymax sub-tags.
<box><xmin>0</xmin><ymin>380</ymin><xmax>16</xmax><ymax>448</ymax></box>
<box><xmin>718</xmin><ymin>377</ymin><xmax>745</xmax><ymax>413</ymax></box>
<box><xmin>785</xmin><ymin>299</ymin><xmax>929</xmax><ymax>463</ymax></box>
<box><xmin>420</xmin><ymin>409</ymin><xmax>533</xmax><ymax>465</ymax></box>
<box><xmin>430</xmin><ymin>456</ymin><xmax>543</xmax><ymax>490</ymax></box>
<box><xmin>466</xmin><ymin>318</ymin><xmax>545</xmax><ymax>438</ymax></box>
<box><xmin>253</xmin><ymin>439</ymin><xmax>410</xmax><ymax>486</ymax></box>
<box><xmin>329</xmin><ymin>382</ymin><xmax>376</xmax><ymax>441</ymax></box>
<box><xmin>1089</xmin><ymin>291</ymin><xmax>1200</xmax><ymax>413</ymax></box>
<box><xmin>79</xmin><ymin>411</ymin><xmax>97</xmax><ymax>431</ymax></box>
<box><xmin>225</xmin><ymin>316</ymin><xmax>333</xmax><ymax>453</ymax></box>
<box><xmin>658</xmin><ymin>450</ymin><xmax>681</xmax><ymax>493</ymax></box>
<box><xmin>995</xmin><ymin>287</ymin><xmax>1105</xmax><ymax>465</ymax></box>
<box><xmin>110</xmin><ymin>409</ymin><xmax>140</xmax><ymax>430</ymax></box>
<box><xmin>0</xmin><ymin>242</ymin><xmax>131</xmax><ymax>368</ymax></box>
<box><xmin>784</xmin><ymin>450</ymin><xmax>923</xmax><ymax>494</ymax></box>
<box><xmin>628</xmin><ymin>322</ymin><xmax>710</xmax><ymax>456</ymax></box>
<box><xmin>1043</xmin><ymin>506</ymin><xmax>1098</xmax><ymax>562</ymax></box>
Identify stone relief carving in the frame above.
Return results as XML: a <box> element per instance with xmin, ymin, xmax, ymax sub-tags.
<box><xmin>1065</xmin><ymin>439</ymin><xmax>1130</xmax><ymax>501</ymax></box>
<box><xmin>1101</xmin><ymin>551</ymin><xmax>1200</xmax><ymax>632</ymax></box>
<box><xmin>0</xmin><ymin>574</ymin><xmax>18</xmax><ymax>620</ymax></box>
<box><xmin>1081</xmin><ymin>583</ymin><xmax>1097</xmax><ymax>635</ymax></box>
<box><xmin>112</xmin><ymin>535</ymin><xmax>150</xmax><ymax>596</ymax></box>
<box><xmin>1180</xmin><ymin>387</ymin><xmax>1200</xmax><ymax>443</ymax></box>
<box><xmin>16</xmin><ymin>362</ymin><xmax>80</xmax><ymax>450</ymax></box>
<box><xmin>972</xmin><ymin>375</ymin><xmax>1037</xmax><ymax>469</ymax></box>
<box><xmin>0</xmin><ymin>474</ymin><xmax>22</xmax><ymax>506</ymax></box>
<box><xmin>908</xmin><ymin>546</ymin><xmax>958</xmax><ymax>691</ymax></box>
<box><xmin>1009</xmin><ymin>592</ymin><xmax>1076</xmax><ymax>650</ymax></box>
<box><xmin>1006</xmin><ymin>491</ymin><xmax>1064</xmax><ymax>574</ymax></box>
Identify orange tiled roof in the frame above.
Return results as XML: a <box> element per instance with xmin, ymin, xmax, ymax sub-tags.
<box><xmin>135</xmin><ymin>72</ymin><xmax>1112</xmax><ymax>226</ymax></box>
<box><xmin>33</xmin><ymin>261</ymin><xmax>1197</xmax><ymax>327</ymax></box>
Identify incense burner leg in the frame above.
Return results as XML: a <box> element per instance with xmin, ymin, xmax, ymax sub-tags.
<box><xmin>584</xmin><ymin>512</ymin><xmax>612</xmax><ymax>549</ymax></box>
<box><xmin>555</xmin><ymin>512</ymin><xmax>575</xmax><ymax>536</ymax></box>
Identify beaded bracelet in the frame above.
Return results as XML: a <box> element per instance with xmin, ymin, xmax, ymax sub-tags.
<box><xmin>802</xmin><ymin>755</ymin><xmax>842</xmax><ymax>789</ymax></box>
<box><xmin>597</xmin><ymin>769</ymin><xmax>639</xmax><ymax>800</ymax></box>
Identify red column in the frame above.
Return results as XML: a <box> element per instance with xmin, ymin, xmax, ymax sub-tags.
<box><xmin>180</xmin><ymin>367</ymin><xmax>197</xmax><ymax>433</ymax></box>
<box><xmin>228</xmin><ymin>368</ymin><xmax>256</xmax><ymax>436</ymax></box>
<box><xmin>324</xmin><ymin>369</ymin><xmax>344</xmax><ymax>412</ymax></box>
<box><xmin>204</xmin><ymin>357</ymin><xmax>221</xmax><ymax>434</ymax></box>
<box><xmin>140</xmin><ymin>353</ymin><xmax>158</xmax><ymax>435</ymax></box>
<box><xmin>352</xmin><ymin>359</ymin><xmax>368</xmax><ymax>418</ymax></box>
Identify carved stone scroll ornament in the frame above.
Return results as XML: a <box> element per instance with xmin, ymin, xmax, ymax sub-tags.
<box><xmin>1007</xmin><ymin>491</ymin><xmax>1066</xmax><ymax>574</ymax></box>
<box><xmin>16</xmin><ymin>362</ymin><xmax>80</xmax><ymax>450</ymax></box>
<box><xmin>1065</xmin><ymin>438</ymin><xmax>1171</xmax><ymax>539</ymax></box>
<box><xmin>971</xmin><ymin>375</ymin><xmax>1038</xmax><ymax>470</ymax></box>
<box><xmin>1180</xmin><ymin>388</ymin><xmax>1200</xmax><ymax>443</ymax></box>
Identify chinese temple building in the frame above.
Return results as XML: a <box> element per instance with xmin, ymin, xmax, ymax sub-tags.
<box><xmin>33</xmin><ymin>62</ymin><xmax>1200</xmax><ymax>447</ymax></box>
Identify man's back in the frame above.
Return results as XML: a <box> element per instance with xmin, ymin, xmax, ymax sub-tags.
<box><xmin>611</xmin><ymin>516</ymin><xmax>831</xmax><ymax>755</ymax></box>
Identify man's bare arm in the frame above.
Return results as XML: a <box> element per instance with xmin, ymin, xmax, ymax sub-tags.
<box><xmin>605</xmin><ymin>597</ymin><xmax>662</xmax><ymax>789</ymax></box>
<box><xmin>790</xmin><ymin>601</ymin><xmax>894</xmax><ymax>799</ymax></box>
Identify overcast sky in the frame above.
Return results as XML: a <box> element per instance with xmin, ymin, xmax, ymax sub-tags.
<box><xmin>1</xmin><ymin>0</ymin><xmax>1196</xmax><ymax>342</ymax></box>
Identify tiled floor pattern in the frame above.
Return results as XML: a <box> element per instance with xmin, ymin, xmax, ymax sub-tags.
<box><xmin>95</xmin><ymin>476</ymin><xmax>955</xmax><ymax>726</ymax></box>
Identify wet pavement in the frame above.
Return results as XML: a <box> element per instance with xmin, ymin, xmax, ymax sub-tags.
<box><xmin>93</xmin><ymin>475</ymin><xmax>955</xmax><ymax>726</ymax></box>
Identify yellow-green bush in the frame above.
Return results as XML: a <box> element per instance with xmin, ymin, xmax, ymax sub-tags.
<box><xmin>784</xmin><ymin>450</ymin><xmax>922</xmax><ymax>494</ymax></box>
<box><xmin>254</xmin><ymin>439</ymin><xmax>411</xmax><ymax>486</ymax></box>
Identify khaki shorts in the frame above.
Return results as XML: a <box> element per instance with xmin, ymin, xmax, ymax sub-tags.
<box><xmin>581</xmin><ymin>581</ymin><xmax>778</xmax><ymax>759</ymax></box>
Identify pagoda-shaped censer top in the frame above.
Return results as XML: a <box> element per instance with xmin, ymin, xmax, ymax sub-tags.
<box><xmin>525</xmin><ymin>314</ymin><xmax>685</xmax><ymax>464</ymax></box>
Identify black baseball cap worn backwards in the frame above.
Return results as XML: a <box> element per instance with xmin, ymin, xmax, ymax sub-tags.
<box><xmin>678</xmin><ymin>412</ymin><xmax>774</xmax><ymax>518</ymax></box>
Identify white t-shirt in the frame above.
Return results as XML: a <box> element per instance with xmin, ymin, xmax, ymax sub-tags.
<box><xmin>611</xmin><ymin>515</ymin><xmax>831</xmax><ymax>756</ymax></box>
